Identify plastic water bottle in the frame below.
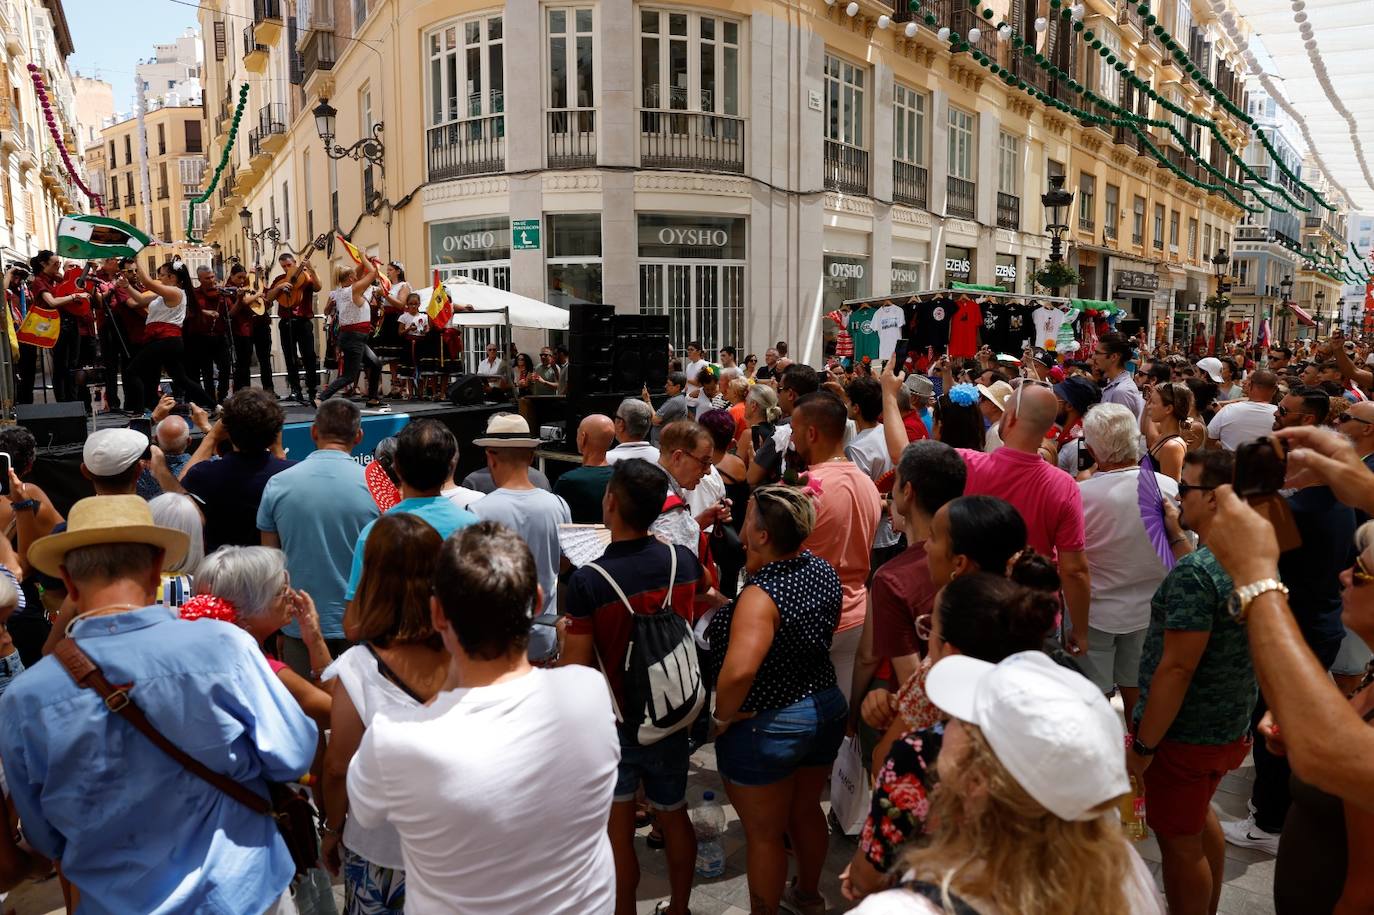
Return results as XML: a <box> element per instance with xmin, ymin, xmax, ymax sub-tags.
<box><xmin>692</xmin><ymin>791</ymin><xmax>726</xmax><ymax>878</ymax></box>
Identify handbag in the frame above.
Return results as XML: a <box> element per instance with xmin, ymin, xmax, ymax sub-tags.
<box><xmin>52</xmin><ymin>638</ymin><xmax>319</xmax><ymax>882</ymax></box>
<box><xmin>829</xmin><ymin>734</ymin><xmax>871</xmax><ymax>836</ymax></box>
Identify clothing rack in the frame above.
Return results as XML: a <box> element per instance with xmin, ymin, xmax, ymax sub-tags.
<box><xmin>840</xmin><ymin>288</ymin><xmax>1076</xmax><ymax>310</ymax></box>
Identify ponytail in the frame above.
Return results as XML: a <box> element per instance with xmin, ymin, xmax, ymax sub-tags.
<box><xmin>938</xmin><ymin>568</ymin><xmax>1058</xmax><ymax>662</ymax></box>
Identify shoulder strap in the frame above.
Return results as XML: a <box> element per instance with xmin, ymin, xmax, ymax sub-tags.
<box><xmin>901</xmin><ymin>878</ymin><xmax>982</xmax><ymax>915</ymax></box>
<box><xmin>363</xmin><ymin>642</ymin><xmax>426</xmax><ymax>705</ymax></box>
<box><xmin>53</xmin><ymin>638</ymin><xmax>271</xmax><ymax>816</ymax></box>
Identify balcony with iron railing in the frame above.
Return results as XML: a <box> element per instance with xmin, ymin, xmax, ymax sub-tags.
<box><xmin>893</xmin><ymin>160</ymin><xmax>928</xmax><ymax>210</ymax></box>
<box><xmin>1010</xmin><ymin>54</ymin><xmax>1048</xmax><ymax>92</ymax></box>
<box><xmin>922</xmin><ymin>1</ymin><xmax>997</xmax><ymax>56</ymax></box>
<box><xmin>997</xmin><ymin>192</ymin><xmax>1020</xmax><ymax>230</ymax></box>
<box><xmin>157</xmin><ymin>184</ymin><xmax>169</xmax><ymax>200</ymax></box>
<box><xmin>428</xmin><ymin>115</ymin><xmax>506</xmax><ymax>180</ymax></box>
<box><xmin>823</xmin><ymin>140</ymin><xmax>869</xmax><ymax>196</ymax></box>
<box><xmin>547</xmin><ymin>109</ymin><xmax>596</xmax><ymax>169</ymax></box>
<box><xmin>251</xmin><ymin>0</ymin><xmax>283</xmax><ymax>43</ymax></box>
<box><xmin>301</xmin><ymin>30</ymin><xmax>335</xmax><ymax>87</ymax></box>
<box><xmin>1117</xmin><ymin>0</ymin><xmax>1145</xmax><ymax>36</ymax></box>
<box><xmin>124</xmin><ymin>193</ymin><xmax>136</xmax><ymax>208</ymax></box>
<box><xmin>640</xmin><ymin>110</ymin><xmax>744</xmax><ymax>173</ymax></box>
<box><xmin>243</xmin><ymin>24</ymin><xmax>269</xmax><ymax>71</ymax></box>
<box><xmin>946</xmin><ymin>176</ymin><xmax>975</xmax><ymax>219</ymax></box>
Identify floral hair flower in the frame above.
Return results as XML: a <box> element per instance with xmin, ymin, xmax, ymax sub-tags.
<box><xmin>179</xmin><ymin>594</ymin><xmax>239</xmax><ymax>624</ymax></box>
<box><xmin>948</xmin><ymin>383</ymin><xmax>980</xmax><ymax>407</ymax></box>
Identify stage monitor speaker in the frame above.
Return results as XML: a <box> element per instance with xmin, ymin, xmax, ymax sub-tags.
<box><xmin>613</xmin><ymin>335</ymin><xmax>671</xmax><ymax>392</ymax></box>
<box><xmin>567</xmin><ymin>363</ymin><xmax>614</xmax><ymax>396</ymax></box>
<box><xmin>569</xmin><ymin>303</ymin><xmax>615</xmax><ymax>334</ymax></box>
<box><xmin>447</xmin><ymin>374</ymin><xmax>487</xmax><ymax>406</ymax></box>
<box><xmin>571</xmin><ymin>333</ymin><xmax>615</xmax><ymax>365</ymax></box>
<box><xmin>17</xmin><ymin>402</ymin><xmax>88</xmax><ymax>450</ymax></box>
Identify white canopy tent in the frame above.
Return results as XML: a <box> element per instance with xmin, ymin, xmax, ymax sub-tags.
<box><xmin>1220</xmin><ymin>0</ymin><xmax>1374</xmax><ymax>212</ymax></box>
<box><xmin>414</xmin><ymin>276</ymin><xmax>570</xmax><ymax>330</ymax></box>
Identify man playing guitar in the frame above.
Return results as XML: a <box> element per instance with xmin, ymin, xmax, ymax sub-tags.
<box><xmin>226</xmin><ymin>262</ymin><xmax>273</xmax><ymax>395</ymax></box>
<box><xmin>267</xmin><ymin>249</ymin><xmax>322</xmax><ymax>405</ymax></box>
<box><xmin>187</xmin><ymin>266</ymin><xmax>233</xmax><ymax>407</ymax></box>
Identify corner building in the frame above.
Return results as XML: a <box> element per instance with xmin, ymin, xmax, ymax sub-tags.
<box><xmin>198</xmin><ymin>0</ymin><xmax>1249</xmax><ymax>360</ymax></box>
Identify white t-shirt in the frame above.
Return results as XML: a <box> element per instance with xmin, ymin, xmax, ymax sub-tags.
<box><xmin>1031</xmin><ymin>306</ymin><xmax>1068</xmax><ymax>349</ymax></box>
<box><xmin>852</xmin><ymin>848</ymin><xmax>1164</xmax><ymax>915</ymax></box>
<box><xmin>845</xmin><ymin>425</ymin><xmax>899</xmax><ymax>548</ymax></box>
<box><xmin>685</xmin><ymin>358</ymin><xmax>709</xmax><ymax>387</ymax></box>
<box><xmin>347</xmin><ymin>667</ymin><xmax>618</xmax><ymax>915</ymax></box>
<box><xmin>145</xmin><ymin>289</ymin><xmax>186</xmax><ymax>327</ymax></box>
<box><xmin>399</xmin><ymin>312</ymin><xmax>429</xmax><ymax>336</ymax></box>
<box><xmin>875</xmin><ymin>303</ymin><xmax>905</xmax><ymax>360</ymax></box>
<box><xmin>687</xmin><ymin>464</ymin><xmax>726</xmax><ymax>521</ymax></box>
<box><xmin>1206</xmin><ymin>400</ymin><xmax>1278</xmax><ymax>451</ymax></box>
<box><xmin>1078</xmin><ymin>467</ymin><xmax>1178</xmax><ymax>634</ymax></box>
<box><xmin>331</xmin><ymin>287</ymin><xmax>370</xmax><ymax>326</ymax></box>
<box><xmin>476</xmin><ymin>356</ymin><xmax>505</xmax><ymax>376</ymax></box>
<box><xmin>442</xmin><ymin>485</ymin><xmax>485</xmax><ymax>510</ymax></box>
<box><xmin>323</xmin><ymin>646</ymin><xmax>422</xmax><ymax>869</ymax></box>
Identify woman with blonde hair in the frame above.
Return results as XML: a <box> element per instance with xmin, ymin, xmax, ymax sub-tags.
<box><xmin>851</xmin><ymin>652</ymin><xmax>1164</xmax><ymax>915</ymax></box>
<box><xmin>1142</xmin><ymin>381</ymin><xmax>1193</xmax><ymax>480</ymax></box>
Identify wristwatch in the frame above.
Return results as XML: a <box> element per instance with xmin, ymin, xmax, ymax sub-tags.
<box><xmin>1131</xmin><ymin>736</ymin><xmax>1157</xmax><ymax>757</ymax></box>
<box><xmin>1227</xmin><ymin>578</ymin><xmax>1289</xmax><ymax>624</ymax></box>
<box><xmin>10</xmin><ymin>499</ymin><xmax>37</xmax><ymax>513</ymax></box>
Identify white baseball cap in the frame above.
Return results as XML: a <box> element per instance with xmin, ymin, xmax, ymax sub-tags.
<box><xmin>1195</xmin><ymin>357</ymin><xmax>1225</xmax><ymax>383</ymax></box>
<box><xmin>926</xmin><ymin>651</ymin><xmax>1129</xmax><ymax>822</ymax></box>
<box><xmin>82</xmin><ymin>428</ymin><xmax>150</xmax><ymax>477</ymax></box>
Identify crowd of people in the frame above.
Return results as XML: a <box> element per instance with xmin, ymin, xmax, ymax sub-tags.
<box><xmin>0</xmin><ymin>315</ymin><xmax>1371</xmax><ymax>915</ymax></box>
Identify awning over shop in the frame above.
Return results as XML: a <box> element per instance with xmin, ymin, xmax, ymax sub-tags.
<box><xmin>1284</xmin><ymin>301</ymin><xmax>1316</xmax><ymax>328</ymax></box>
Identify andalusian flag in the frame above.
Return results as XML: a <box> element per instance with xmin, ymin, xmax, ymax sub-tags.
<box><xmin>335</xmin><ymin>233</ymin><xmax>390</xmax><ymax>293</ymax></box>
<box><xmin>428</xmin><ymin>270</ymin><xmax>453</xmax><ymax>328</ymax></box>
<box><xmin>56</xmin><ymin>215</ymin><xmax>152</xmax><ymax>261</ymax></box>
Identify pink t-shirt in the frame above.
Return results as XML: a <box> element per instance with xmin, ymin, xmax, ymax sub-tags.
<box><xmin>267</xmin><ymin>657</ymin><xmax>288</xmax><ymax>675</ymax></box>
<box><xmin>957</xmin><ymin>447</ymin><xmax>1085</xmax><ymax>558</ymax></box>
<box><xmin>802</xmin><ymin>461</ymin><xmax>883</xmax><ymax>632</ymax></box>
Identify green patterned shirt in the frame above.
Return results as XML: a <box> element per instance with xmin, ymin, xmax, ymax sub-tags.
<box><xmin>1133</xmin><ymin>547</ymin><xmax>1258</xmax><ymax>745</ymax></box>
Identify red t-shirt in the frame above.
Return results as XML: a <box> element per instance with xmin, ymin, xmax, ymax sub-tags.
<box><xmin>947</xmin><ymin>296</ymin><xmax>982</xmax><ymax>358</ymax></box>
<box><xmin>902</xmin><ymin>411</ymin><xmax>930</xmax><ymax>442</ymax></box>
<box><xmin>957</xmin><ymin>446</ymin><xmax>1085</xmax><ymax>557</ymax></box>
<box><xmin>870</xmin><ymin>541</ymin><xmax>938</xmax><ymax>664</ymax></box>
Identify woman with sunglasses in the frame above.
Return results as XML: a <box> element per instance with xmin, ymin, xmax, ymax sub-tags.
<box><xmin>743</xmin><ymin>353</ymin><xmax>760</xmax><ymax>380</ymax></box>
<box><xmin>1267</xmin><ymin>520</ymin><xmax>1374</xmax><ymax>915</ymax></box>
<box><xmin>841</xmin><ymin>555</ymin><xmax>1060</xmax><ymax>903</ymax></box>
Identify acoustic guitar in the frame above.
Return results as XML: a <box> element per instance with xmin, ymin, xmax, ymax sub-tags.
<box><xmin>266</xmin><ymin>235</ymin><xmax>327</xmax><ymax>315</ymax></box>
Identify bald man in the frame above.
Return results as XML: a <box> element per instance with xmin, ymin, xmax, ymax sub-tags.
<box><xmin>553</xmin><ymin>413</ymin><xmax>616</xmax><ymax>523</ymax></box>
<box><xmin>958</xmin><ymin>381</ymin><xmax>1092</xmax><ymax>657</ymax></box>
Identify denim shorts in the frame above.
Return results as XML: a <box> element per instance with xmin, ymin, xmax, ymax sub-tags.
<box><xmin>714</xmin><ymin>686</ymin><xmax>848</xmax><ymax>787</ymax></box>
<box><xmin>614</xmin><ymin>728</ymin><xmax>691</xmax><ymax>810</ymax></box>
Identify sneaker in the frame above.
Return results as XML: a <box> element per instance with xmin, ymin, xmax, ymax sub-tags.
<box><xmin>278</xmin><ymin>391</ymin><xmax>301</xmax><ymax>403</ymax></box>
<box><xmin>1221</xmin><ymin>815</ymin><xmax>1280</xmax><ymax>855</ymax></box>
<box><xmin>779</xmin><ymin>879</ymin><xmax>827</xmax><ymax>915</ymax></box>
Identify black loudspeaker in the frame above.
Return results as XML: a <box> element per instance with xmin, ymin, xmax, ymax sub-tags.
<box><xmin>612</xmin><ymin>335</ymin><xmax>672</xmax><ymax>392</ymax></box>
<box><xmin>446</xmin><ymin>374</ymin><xmax>487</xmax><ymax>406</ymax></box>
<box><xmin>571</xmin><ymin>333</ymin><xmax>615</xmax><ymax>364</ymax></box>
<box><xmin>566</xmin><ymin>392</ymin><xmax>633</xmax><ymax>439</ymax></box>
<box><xmin>567</xmin><ymin>363</ymin><xmax>614</xmax><ymax>396</ymax></box>
<box><xmin>17</xmin><ymin>402</ymin><xmax>88</xmax><ymax>449</ymax></box>
<box><xmin>641</xmin><ymin>335</ymin><xmax>670</xmax><ymax>389</ymax></box>
<box><xmin>569</xmin><ymin>303</ymin><xmax>615</xmax><ymax>334</ymax></box>
<box><xmin>1118</xmin><ymin>318</ymin><xmax>1143</xmax><ymax>339</ymax></box>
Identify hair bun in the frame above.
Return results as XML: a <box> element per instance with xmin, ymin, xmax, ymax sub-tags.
<box><xmin>1006</xmin><ymin>549</ymin><xmax>1061</xmax><ymax>592</ymax></box>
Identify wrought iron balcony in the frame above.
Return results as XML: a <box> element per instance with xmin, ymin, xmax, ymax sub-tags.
<box><xmin>548</xmin><ymin>109</ymin><xmax>596</xmax><ymax>169</ymax></box>
<box><xmin>997</xmin><ymin>192</ymin><xmax>1020</xmax><ymax>230</ymax></box>
<box><xmin>946</xmin><ymin>176</ymin><xmax>975</xmax><ymax>219</ymax></box>
<box><xmin>427</xmin><ymin>115</ymin><xmax>506</xmax><ymax>180</ymax></box>
<box><xmin>823</xmin><ymin>140</ymin><xmax>869</xmax><ymax>196</ymax></box>
<box><xmin>893</xmin><ymin>161</ymin><xmax>928</xmax><ymax>210</ymax></box>
<box><xmin>640</xmin><ymin>111</ymin><xmax>744</xmax><ymax>173</ymax></box>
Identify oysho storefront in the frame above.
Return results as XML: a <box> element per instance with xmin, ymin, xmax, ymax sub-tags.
<box><xmin>429</xmin><ymin>216</ymin><xmax>512</xmax><ymax>289</ymax></box>
<box><xmin>638</xmin><ymin>214</ymin><xmax>746</xmax><ymax>359</ymax></box>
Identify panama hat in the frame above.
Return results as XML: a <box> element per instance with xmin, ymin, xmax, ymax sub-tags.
<box><xmin>473</xmin><ymin>412</ymin><xmax>542</xmax><ymax>449</ymax></box>
<box><xmin>28</xmin><ymin>495</ymin><xmax>188</xmax><ymax>579</ymax></box>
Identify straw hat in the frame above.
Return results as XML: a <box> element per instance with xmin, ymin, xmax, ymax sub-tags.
<box><xmin>28</xmin><ymin>495</ymin><xmax>189</xmax><ymax>578</ymax></box>
<box><xmin>977</xmin><ymin>380</ymin><xmax>1014</xmax><ymax>412</ymax></box>
<box><xmin>473</xmin><ymin>412</ymin><xmax>542</xmax><ymax>449</ymax></box>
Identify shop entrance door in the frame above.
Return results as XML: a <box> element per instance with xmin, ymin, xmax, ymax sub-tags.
<box><xmin>638</xmin><ymin>261</ymin><xmax>744</xmax><ymax>360</ymax></box>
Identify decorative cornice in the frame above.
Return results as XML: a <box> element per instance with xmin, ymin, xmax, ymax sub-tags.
<box><xmin>1042</xmin><ymin>113</ymin><xmax>1070</xmax><ymax>137</ymax></box>
<box><xmin>422</xmin><ymin>176</ymin><xmax>509</xmax><ymax>203</ymax></box>
<box><xmin>892</xmin><ymin>206</ymin><xmax>932</xmax><ymax>227</ymax></box>
<box><xmin>1079</xmin><ymin>130</ymin><xmax>1103</xmax><ymax>155</ymax></box>
<box><xmin>542</xmin><ymin>172</ymin><xmax>602</xmax><ymax>192</ymax></box>
<box><xmin>944</xmin><ymin>217</ymin><xmax>979</xmax><ymax>236</ymax></box>
<box><xmin>947</xmin><ymin>60</ymin><xmax>984</xmax><ymax>93</ymax></box>
<box><xmin>824</xmin><ymin>192</ymin><xmax>874</xmax><ymax>216</ymax></box>
<box><xmin>1006</xmin><ymin>95</ymin><xmax>1037</xmax><ymax>120</ymax></box>
<box><xmin>634</xmin><ymin>172</ymin><xmax>751</xmax><ymax>195</ymax></box>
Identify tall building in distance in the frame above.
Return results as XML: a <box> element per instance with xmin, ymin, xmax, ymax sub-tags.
<box><xmin>1294</xmin><ymin>153</ymin><xmax>1346</xmax><ymax>339</ymax></box>
<box><xmin>196</xmin><ymin>0</ymin><xmax>1252</xmax><ymax>358</ymax></box>
<box><xmin>1344</xmin><ymin>212</ymin><xmax>1374</xmax><ymax>335</ymax></box>
<box><xmin>72</xmin><ymin>73</ymin><xmax>114</xmax><ymax>153</ymax></box>
<box><xmin>137</xmin><ymin>28</ymin><xmax>203</xmax><ymax>108</ymax></box>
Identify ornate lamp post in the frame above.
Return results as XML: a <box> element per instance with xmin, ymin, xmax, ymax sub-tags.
<box><xmin>1039</xmin><ymin>175</ymin><xmax>1074</xmax><ymax>297</ymax></box>
<box><xmin>240</xmin><ymin>206</ymin><xmax>280</xmax><ymax>268</ymax></box>
<box><xmin>1279</xmin><ymin>274</ymin><xmax>1294</xmax><ymax>344</ymax></box>
<box><xmin>1208</xmin><ymin>248</ymin><xmax>1230</xmax><ymax>355</ymax></box>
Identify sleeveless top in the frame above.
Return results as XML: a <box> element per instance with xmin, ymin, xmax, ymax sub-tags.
<box><xmin>704</xmin><ymin>550</ymin><xmax>841</xmax><ymax>713</ymax></box>
<box><xmin>330</xmin><ymin>287</ymin><xmax>370</xmax><ymax>328</ymax></box>
<box><xmin>144</xmin><ymin>289</ymin><xmax>186</xmax><ymax>340</ymax></box>
<box><xmin>1146</xmin><ymin>434</ymin><xmax>1183</xmax><ymax>477</ymax></box>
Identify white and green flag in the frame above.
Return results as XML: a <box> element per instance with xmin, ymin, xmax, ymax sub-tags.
<box><xmin>56</xmin><ymin>215</ymin><xmax>153</xmax><ymax>261</ymax></box>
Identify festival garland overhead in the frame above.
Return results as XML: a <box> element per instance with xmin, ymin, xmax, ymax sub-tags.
<box><xmin>27</xmin><ymin>64</ymin><xmax>105</xmax><ymax>216</ymax></box>
<box><xmin>185</xmin><ymin>83</ymin><xmax>250</xmax><ymax>244</ymax></box>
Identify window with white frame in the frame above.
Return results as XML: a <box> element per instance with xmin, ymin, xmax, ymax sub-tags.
<box><xmin>893</xmin><ymin>84</ymin><xmax>926</xmax><ymax>165</ymax></box>
<box><xmin>1098</xmin><ymin>28</ymin><xmax>1121</xmax><ymax>103</ymax></box>
<box><xmin>1078</xmin><ymin>172</ymin><xmax>1095</xmax><ymax>229</ymax></box>
<box><xmin>1174</xmin><ymin>0</ymin><xmax>1192</xmax><ymax>41</ymax></box>
<box><xmin>640</xmin><ymin>10</ymin><xmax>741</xmax><ymax>115</ymax></box>
<box><xmin>1188</xmin><ymin>217</ymin><xmax>1198</xmax><ymax>259</ymax></box>
<box><xmin>947</xmin><ymin>105</ymin><xmax>975</xmax><ymax>181</ymax></box>
<box><xmin>824</xmin><ymin>53</ymin><xmax>865</xmax><ymax>148</ymax></box>
<box><xmin>352</xmin><ymin>0</ymin><xmax>366</xmax><ymax>34</ymax></box>
<box><xmin>1104</xmin><ymin>183</ymin><xmax>1119</xmax><ymax>239</ymax></box>
<box><xmin>1169</xmin><ymin>210</ymin><xmax>1179</xmax><ymax>250</ymax></box>
<box><xmin>548</xmin><ymin>8</ymin><xmax>594</xmax><ymax>112</ymax></box>
<box><xmin>997</xmin><ymin>132</ymin><xmax>1019</xmax><ymax>195</ymax></box>
<box><xmin>427</xmin><ymin>15</ymin><xmax>505</xmax><ymax>127</ymax></box>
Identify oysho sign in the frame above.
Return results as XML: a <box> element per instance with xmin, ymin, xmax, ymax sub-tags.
<box><xmin>892</xmin><ymin>266</ymin><xmax>924</xmax><ymax>285</ymax></box>
<box><xmin>830</xmin><ymin>261</ymin><xmax>866</xmax><ymax>279</ymax></box>
<box><xmin>656</xmin><ymin>226</ymin><xmax>729</xmax><ymax>247</ymax></box>
<box><xmin>440</xmin><ymin>230</ymin><xmax>499</xmax><ymax>253</ymax></box>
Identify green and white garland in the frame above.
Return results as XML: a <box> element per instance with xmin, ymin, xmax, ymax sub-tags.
<box><xmin>185</xmin><ymin>83</ymin><xmax>250</xmax><ymax>244</ymax></box>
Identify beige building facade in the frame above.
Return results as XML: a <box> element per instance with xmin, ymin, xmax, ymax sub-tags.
<box><xmin>197</xmin><ymin>0</ymin><xmax>1249</xmax><ymax>359</ymax></box>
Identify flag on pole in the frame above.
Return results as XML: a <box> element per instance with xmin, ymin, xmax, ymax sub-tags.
<box><xmin>335</xmin><ymin>234</ymin><xmax>390</xmax><ymax>293</ymax></box>
<box><xmin>428</xmin><ymin>270</ymin><xmax>453</xmax><ymax>329</ymax></box>
<box><xmin>56</xmin><ymin>215</ymin><xmax>152</xmax><ymax>261</ymax></box>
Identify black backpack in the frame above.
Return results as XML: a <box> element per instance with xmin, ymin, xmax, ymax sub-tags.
<box><xmin>586</xmin><ymin>545</ymin><xmax>705</xmax><ymax>746</ymax></box>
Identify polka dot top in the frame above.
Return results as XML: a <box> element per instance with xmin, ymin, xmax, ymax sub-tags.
<box><xmin>705</xmin><ymin>550</ymin><xmax>842</xmax><ymax>714</ymax></box>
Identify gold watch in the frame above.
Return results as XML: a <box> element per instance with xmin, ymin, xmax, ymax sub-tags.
<box><xmin>1227</xmin><ymin>579</ymin><xmax>1288</xmax><ymax>624</ymax></box>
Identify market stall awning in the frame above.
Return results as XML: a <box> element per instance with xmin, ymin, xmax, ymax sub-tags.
<box><xmin>415</xmin><ymin>277</ymin><xmax>570</xmax><ymax>330</ymax></box>
<box><xmin>1284</xmin><ymin>301</ymin><xmax>1317</xmax><ymax>328</ymax></box>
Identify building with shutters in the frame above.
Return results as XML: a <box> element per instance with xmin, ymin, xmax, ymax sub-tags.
<box><xmin>194</xmin><ymin>0</ymin><xmax>1252</xmax><ymax>360</ymax></box>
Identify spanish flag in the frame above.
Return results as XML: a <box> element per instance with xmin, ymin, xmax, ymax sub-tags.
<box><xmin>428</xmin><ymin>270</ymin><xmax>453</xmax><ymax>328</ymax></box>
<box><xmin>337</xmin><ymin>233</ymin><xmax>365</xmax><ymax>266</ymax></box>
<box><xmin>336</xmin><ymin>234</ymin><xmax>391</xmax><ymax>294</ymax></box>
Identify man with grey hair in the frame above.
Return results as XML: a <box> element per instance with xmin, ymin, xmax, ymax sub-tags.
<box><xmin>1077</xmin><ymin>402</ymin><xmax>1178</xmax><ymax>722</ymax></box>
<box><xmin>606</xmin><ymin>397</ymin><xmax>659</xmax><ymax>465</ymax></box>
<box><xmin>0</xmin><ymin>495</ymin><xmax>316</xmax><ymax>913</ymax></box>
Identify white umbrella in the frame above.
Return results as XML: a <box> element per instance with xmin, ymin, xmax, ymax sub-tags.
<box><xmin>414</xmin><ymin>275</ymin><xmax>570</xmax><ymax>330</ymax></box>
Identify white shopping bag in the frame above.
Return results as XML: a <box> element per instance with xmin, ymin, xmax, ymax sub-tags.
<box><xmin>828</xmin><ymin>735</ymin><xmax>871</xmax><ymax>836</ymax></box>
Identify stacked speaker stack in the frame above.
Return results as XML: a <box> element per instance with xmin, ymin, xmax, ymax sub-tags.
<box><xmin>564</xmin><ymin>304</ymin><xmax>671</xmax><ymax>441</ymax></box>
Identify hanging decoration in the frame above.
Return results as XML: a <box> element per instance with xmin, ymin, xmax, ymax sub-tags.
<box><xmin>1205</xmin><ymin>0</ymin><xmax>1352</xmax><ymax>211</ymax></box>
<box><xmin>26</xmin><ymin>64</ymin><xmax>105</xmax><ymax>216</ymax></box>
<box><xmin>185</xmin><ymin>83</ymin><xmax>250</xmax><ymax>244</ymax></box>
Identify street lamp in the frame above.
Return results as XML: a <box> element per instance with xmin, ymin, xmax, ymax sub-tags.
<box><xmin>239</xmin><ymin>206</ymin><xmax>280</xmax><ymax>267</ymax></box>
<box><xmin>312</xmin><ymin>97</ymin><xmax>384</xmax><ymax>168</ymax></box>
<box><xmin>1315</xmin><ymin>288</ymin><xmax>1327</xmax><ymax>336</ymax></box>
<box><xmin>1279</xmin><ymin>274</ymin><xmax>1294</xmax><ymax>343</ymax></box>
<box><xmin>1040</xmin><ymin>175</ymin><xmax>1074</xmax><ymax>297</ymax></box>
<box><xmin>1209</xmin><ymin>248</ymin><xmax>1230</xmax><ymax>355</ymax></box>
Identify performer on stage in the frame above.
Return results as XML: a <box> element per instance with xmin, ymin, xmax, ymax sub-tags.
<box><xmin>8</xmin><ymin>263</ymin><xmax>34</xmax><ymax>404</ymax></box>
<box><xmin>28</xmin><ymin>251</ymin><xmax>91</xmax><ymax>403</ymax></box>
<box><xmin>318</xmin><ymin>262</ymin><xmax>382</xmax><ymax>408</ymax></box>
<box><xmin>187</xmin><ymin>266</ymin><xmax>233</xmax><ymax>406</ymax></box>
<box><xmin>92</xmin><ymin>258</ymin><xmax>133</xmax><ymax>412</ymax></box>
<box><xmin>226</xmin><ymin>262</ymin><xmax>274</xmax><ymax>395</ymax></box>
<box><xmin>119</xmin><ymin>259</ymin><xmax>213</xmax><ymax>415</ymax></box>
<box><xmin>394</xmin><ymin>292</ymin><xmax>429</xmax><ymax>400</ymax></box>
<box><xmin>267</xmin><ymin>251</ymin><xmax>321</xmax><ymax>405</ymax></box>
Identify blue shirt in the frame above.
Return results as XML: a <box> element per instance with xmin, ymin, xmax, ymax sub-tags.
<box><xmin>0</xmin><ymin>606</ymin><xmax>317</xmax><ymax>915</ymax></box>
<box><xmin>257</xmin><ymin>449</ymin><xmax>379</xmax><ymax>639</ymax></box>
<box><xmin>345</xmin><ymin>496</ymin><xmax>478</xmax><ymax>600</ymax></box>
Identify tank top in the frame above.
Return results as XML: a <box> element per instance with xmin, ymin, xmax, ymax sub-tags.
<box><xmin>1146</xmin><ymin>434</ymin><xmax>1183</xmax><ymax>477</ymax></box>
<box><xmin>144</xmin><ymin>289</ymin><xmax>186</xmax><ymax>340</ymax></box>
